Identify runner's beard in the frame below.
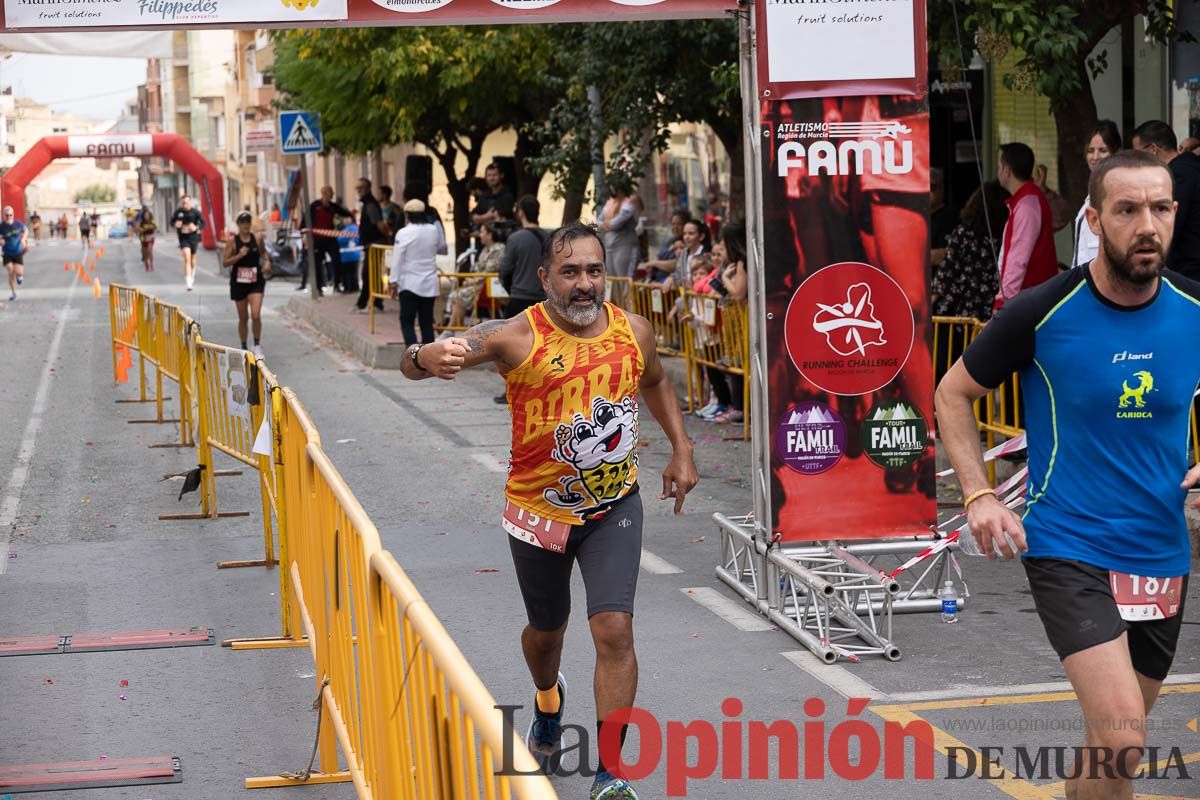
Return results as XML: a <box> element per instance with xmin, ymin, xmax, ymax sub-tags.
<box><xmin>547</xmin><ymin>285</ymin><xmax>603</xmax><ymax>327</ymax></box>
<box><xmin>1101</xmin><ymin>228</ymin><xmax>1165</xmax><ymax>287</ymax></box>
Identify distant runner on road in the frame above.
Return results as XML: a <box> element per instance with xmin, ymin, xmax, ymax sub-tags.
<box><xmin>1</xmin><ymin>205</ymin><xmax>28</xmax><ymax>301</ymax></box>
<box><xmin>223</xmin><ymin>210</ymin><xmax>271</xmax><ymax>358</ymax></box>
<box><xmin>937</xmin><ymin>149</ymin><xmax>1200</xmax><ymax>799</ymax></box>
<box><xmin>172</xmin><ymin>195</ymin><xmax>205</xmax><ymax>292</ymax></box>
<box><xmin>138</xmin><ymin>209</ymin><xmax>158</xmax><ymax>272</ymax></box>
<box><xmin>401</xmin><ymin>222</ymin><xmax>698</xmax><ymax>800</ymax></box>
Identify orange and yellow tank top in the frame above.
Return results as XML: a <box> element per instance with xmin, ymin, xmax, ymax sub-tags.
<box><xmin>504</xmin><ymin>302</ymin><xmax>644</xmax><ymax>525</ymax></box>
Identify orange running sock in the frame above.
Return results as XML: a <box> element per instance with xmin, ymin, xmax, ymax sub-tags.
<box><xmin>535</xmin><ymin>686</ymin><xmax>561</xmax><ymax>715</ymax></box>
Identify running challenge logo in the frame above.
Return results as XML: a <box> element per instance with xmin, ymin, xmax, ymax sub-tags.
<box><xmin>784</xmin><ymin>262</ymin><xmax>914</xmax><ymax>395</ymax></box>
<box><xmin>775</xmin><ymin>120</ymin><xmax>914</xmax><ymax>177</ymax></box>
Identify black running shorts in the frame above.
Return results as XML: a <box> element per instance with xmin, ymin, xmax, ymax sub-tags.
<box><xmin>507</xmin><ymin>490</ymin><xmax>643</xmax><ymax>632</ymax></box>
<box><xmin>178</xmin><ymin>234</ymin><xmax>200</xmax><ymax>253</ymax></box>
<box><xmin>1023</xmin><ymin>557</ymin><xmax>1188</xmax><ymax>681</ymax></box>
<box><xmin>3</xmin><ymin>252</ymin><xmax>22</xmax><ymax>266</ymax></box>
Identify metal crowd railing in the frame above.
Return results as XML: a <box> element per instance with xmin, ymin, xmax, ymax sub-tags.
<box><xmin>107</xmin><ymin>285</ymin><xmax>558</xmax><ymax>800</ymax></box>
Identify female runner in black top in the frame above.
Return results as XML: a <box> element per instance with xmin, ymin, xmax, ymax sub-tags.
<box><xmin>223</xmin><ymin>211</ymin><xmax>272</xmax><ymax>356</ymax></box>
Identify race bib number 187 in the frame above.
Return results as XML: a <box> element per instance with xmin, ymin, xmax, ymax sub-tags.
<box><xmin>1109</xmin><ymin>571</ymin><xmax>1184</xmax><ymax>622</ymax></box>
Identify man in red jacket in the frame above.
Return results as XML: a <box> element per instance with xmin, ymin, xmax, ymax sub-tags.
<box><xmin>995</xmin><ymin>142</ymin><xmax>1059</xmax><ymax>311</ymax></box>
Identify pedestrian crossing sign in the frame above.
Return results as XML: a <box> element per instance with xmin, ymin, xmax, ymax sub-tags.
<box><xmin>278</xmin><ymin>111</ymin><xmax>323</xmax><ymax>155</ymax></box>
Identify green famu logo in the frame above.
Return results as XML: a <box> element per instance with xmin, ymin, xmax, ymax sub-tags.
<box><xmin>1116</xmin><ymin>370</ymin><xmax>1155</xmax><ymax>419</ymax></box>
<box><xmin>862</xmin><ymin>400</ymin><xmax>927</xmax><ymax>469</ymax></box>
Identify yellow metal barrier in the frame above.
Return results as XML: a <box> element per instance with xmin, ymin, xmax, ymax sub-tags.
<box><xmin>108</xmin><ymin>284</ymin><xmax>149</xmax><ymax>400</ymax></box>
<box><xmin>245</xmin><ymin>388</ymin><xmax>556</xmax><ymax>799</ymax></box>
<box><xmin>931</xmin><ymin>315</ymin><xmax>980</xmax><ymax>386</ymax></box>
<box><xmin>605</xmin><ymin>276</ymin><xmax>634</xmax><ymax>311</ymax></box>
<box><xmin>436</xmin><ymin>271</ymin><xmax>502</xmax><ymax>333</ymax></box>
<box><xmin>630</xmin><ymin>280</ymin><xmax>683</xmax><ymax>356</ymax></box>
<box><xmin>147</xmin><ymin>301</ymin><xmax>198</xmax><ymax>449</ymax></box>
<box><xmin>680</xmin><ymin>291</ymin><xmax>751</xmax><ymax>440</ymax></box>
<box><xmin>368</xmin><ymin>244</ymin><xmax>392</xmax><ymax>335</ymax></box>
<box><xmin>110</xmin><ymin>290</ymin><xmax>582</xmax><ymax>800</ymax></box>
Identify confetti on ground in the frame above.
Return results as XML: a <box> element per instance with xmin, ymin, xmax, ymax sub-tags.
<box><xmin>119</xmin><ymin>679</ymin><xmax>129</xmax><ymax>688</ymax></box>
<box><xmin>335</xmin><ymin>438</ymin><xmax>356</xmax><ymax>444</ymax></box>
<box><xmin>44</xmin><ymin>678</ymin><xmax>53</xmax><ymax>685</ymax></box>
<box><xmin>118</xmin><ymin>694</ymin><xmax>127</xmax><ymax>701</ymax></box>
<box><xmin>689</xmin><ymin>536</ymin><xmax>705</xmax><ymax>544</ymax></box>
<box><xmin>691</xmin><ymin>633</ymin><xmax>702</xmax><ymax>638</ymax></box>
<box><xmin>474</xmin><ymin>568</ymin><xmax>499</xmax><ymax>574</ymax></box>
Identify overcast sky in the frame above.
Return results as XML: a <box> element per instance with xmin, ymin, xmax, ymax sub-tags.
<box><xmin>2</xmin><ymin>53</ymin><xmax>147</xmax><ymax>121</ymax></box>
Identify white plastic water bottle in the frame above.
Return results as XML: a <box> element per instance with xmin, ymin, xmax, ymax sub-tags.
<box><xmin>940</xmin><ymin>580</ymin><xmax>959</xmax><ymax>623</ymax></box>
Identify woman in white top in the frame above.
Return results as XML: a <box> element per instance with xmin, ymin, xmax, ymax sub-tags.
<box><xmin>1072</xmin><ymin>120</ymin><xmax>1122</xmax><ymax>268</ymax></box>
<box><xmin>663</xmin><ymin>219</ymin><xmax>710</xmax><ymax>293</ymax></box>
<box><xmin>389</xmin><ymin>199</ymin><xmax>443</xmax><ymax>347</ymax></box>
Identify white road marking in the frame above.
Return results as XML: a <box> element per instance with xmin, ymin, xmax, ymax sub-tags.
<box><xmin>780</xmin><ymin>650</ymin><xmax>891</xmax><ymax>700</ymax></box>
<box><xmin>887</xmin><ymin>672</ymin><xmax>1200</xmax><ymax>703</ymax></box>
<box><xmin>640</xmin><ymin>549</ymin><xmax>683</xmax><ymax>575</ymax></box>
<box><xmin>470</xmin><ymin>452</ymin><xmax>509</xmax><ymax>474</ymax></box>
<box><xmin>0</xmin><ymin>275</ymin><xmax>76</xmax><ymax>575</ymax></box>
<box><xmin>682</xmin><ymin>586</ymin><xmax>773</xmax><ymax>631</ymax></box>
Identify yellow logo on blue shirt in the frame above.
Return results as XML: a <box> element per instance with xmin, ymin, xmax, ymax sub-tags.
<box><xmin>1116</xmin><ymin>370</ymin><xmax>1155</xmax><ymax>418</ymax></box>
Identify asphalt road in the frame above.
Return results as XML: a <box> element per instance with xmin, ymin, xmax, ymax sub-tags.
<box><xmin>0</xmin><ymin>236</ymin><xmax>1196</xmax><ymax>800</ymax></box>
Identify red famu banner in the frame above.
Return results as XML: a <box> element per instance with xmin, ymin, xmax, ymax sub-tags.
<box><xmin>761</xmin><ymin>94</ymin><xmax>936</xmax><ymax>541</ymax></box>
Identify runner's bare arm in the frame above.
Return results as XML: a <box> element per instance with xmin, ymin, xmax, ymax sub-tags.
<box><xmin>629</xmin><ymin>314</ymin><xmax>698</xmax><ymax>514</ymax></box>
<box><xmin>221</xmin><ymin>238</ymin><xmax>241</xmax><ymax>267</ymax></box>
<box><xmin>399</xmin><ymin>316</ymin><xmax>532</xmax><ymax>381</ymax></box>
<box><xmin>935</xmin><ymin>361</ymin><xmax>1027</xmax><ymax>559</ymax></box>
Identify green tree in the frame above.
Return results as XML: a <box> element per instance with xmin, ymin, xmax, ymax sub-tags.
<box><xmin>74</xmin><ymin>184</ymin><xmax>115</xmax><ymax>204</ymax></box>
<box><xmin>928</xmin><ymin>0</ymin><xmax>1193</xmax><ymax>207</ymax></box>
<box><xmin>532</xmin><ymin>18</ymin><xmax>742</xmax><ymax>220</ymax></box>
<box><xmin>271</xmin><ymin>26</ymin><xmax>560</xmax><ymax>247</ymax></box>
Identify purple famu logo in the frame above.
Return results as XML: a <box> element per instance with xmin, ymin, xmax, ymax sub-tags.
<box><xmin>776</xmin><ymin>120</ymin><xmax>914</xmax><ymax>177</ymax></box>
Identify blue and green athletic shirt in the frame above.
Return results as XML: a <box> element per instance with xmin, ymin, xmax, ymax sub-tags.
<box><xmin>962</xmin><ymin>264</ymin><xmax>1200</xmax><ymax>577</ymax></box>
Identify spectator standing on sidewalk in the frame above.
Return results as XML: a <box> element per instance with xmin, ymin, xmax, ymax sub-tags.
<box><xmin>354</xmin><ymin>177</ymin><xmax>388</xmax><ymax>310</ymax></box>
<box><xmin>695</xmin><ymin>222</ymin><xmax>748</xmax><ymax>425</ymax></box>
<box><xmin>494</xmin><ymin>195</ymin><xmax>548</xmax><ymax>404</ymax></box>
<box><xmin>471</xmin><ymin>163</ymin><xmax>515</xmax><ymax>228</ymax></box>
<box><xmin>645</xmin><ymin>218</ymin><xmax>710</xmax><ymax>292</ymax></box>
<box><xmin>1071</xmin><ymin>120</ymin><xmax>1122</xmax><ymax>269</ymax></box>
<box><xmin>301</xmin><ymin>186</ymin><xmax>352</xmax><ymax>294</ymax></box>
<box><xmin>597</xmin><ymin>183</ymin><xmax>642</xmax><ymax>278</ymax></box>
<box><xmin>379</xmin><ymin>185</ymin><xmax>404</xmax><ymax>237</ymax></box>
<box><xmin>388</xmin><ymin>199</ymin><xmax>442</xmax><ymax>347</ymax></box>
<box><xmin>932</xmin><ymin>181</ymin><xmax>1008</xmax><ymax>321</ymax></box>
<box><xmin>994</xmin><ymin>142</ymin><xmax>1058</xmax><ymax>311</ymax></box>
<box><xmin>1133</xmin><ymin>120</ymin><xmax>1200</xmax><ymax>280</ymax></box>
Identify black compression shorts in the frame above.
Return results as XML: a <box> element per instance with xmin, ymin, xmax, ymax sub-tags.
<box><xmin>507</xmin><ymin>489</ymin><xmax>643</xmax><ymax>631</ymax></box>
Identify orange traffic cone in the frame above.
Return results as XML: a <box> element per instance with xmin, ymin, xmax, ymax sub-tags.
<box><xmin>96</xmin><ymin>246</ymin><xmax>104</xmax><ymax>259</ymax></box>
<box><xmin>63</xmin><ymin>261</ymin><xmax>70</xmax><ymax>272</ymax></box>
<box><xmin>92</xmin><ymin>277</ymin><xmax>102</xmax><ymax>298</ymax></box>
<box><xmin>115</xmin><ymin>343</ymin><xmax>132</xmax><ymax>384</ymax></box>
<box><xmin>88</xmin><ymin>259</ymin><xmax>96</xmax><ymax>273</ymax></box>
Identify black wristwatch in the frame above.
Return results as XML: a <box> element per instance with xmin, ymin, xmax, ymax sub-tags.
<box><xmin>409</xmin><ymin>344</ymin><xmax>428</xmax><ymax>372</ymax></box>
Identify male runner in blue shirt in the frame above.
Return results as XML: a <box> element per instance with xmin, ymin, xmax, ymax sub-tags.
<box><xmin>937</xmin><ymin>149</ymin><xmax>1200</xmax><ymax>800</ymax></box>
<box><xmin>0</xmin><ymin>205</ymin><xmax>28</xmax><ymax>301</ymax></box>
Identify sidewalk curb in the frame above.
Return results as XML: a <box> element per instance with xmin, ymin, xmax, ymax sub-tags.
<box><xmin>285</xmin><ymin>295</ymin><xmax>407</xmax><ymax>369</ymax></box>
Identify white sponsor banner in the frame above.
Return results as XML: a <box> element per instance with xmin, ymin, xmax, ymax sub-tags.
<box><xmin>244</xmin><ymin>124</ymin><xmax>276</xmax><ymax>155</ymax></box>
<box><xmin>0</xmin><ymin>32</ymin><xmax>172</xmax><ymax>57</ymax></box>
<box><xmin>67</xmin><ymin>134</ymin><xmax>153</xmax><ymax>159</ymax></box>
<box><xmin>4</xmin><ymin>0</ymin><xmax>348</xmax><ymax>28</ymax></box>
<box><xmin>763</xmin><ymin>0</ymin><xmax>915</xmax><ymax>83</ymax></box>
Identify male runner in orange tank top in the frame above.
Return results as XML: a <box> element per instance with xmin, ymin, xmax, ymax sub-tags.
<box><xmin>402</xmin><ymin>222</ymin><xmax>698</xmax><ymax>799</ymax></box>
